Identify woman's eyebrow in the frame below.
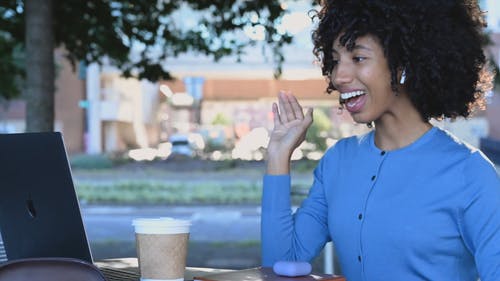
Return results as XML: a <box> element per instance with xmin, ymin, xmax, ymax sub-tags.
<box><xmin>331</xmin><ymin>43</ymin><xmax>373</xmax><ymax>54</ymax></box>
<box><xmin>352</xmin><ymin>44</ymin><xmax>373</xmax><ymax>52</ymax></box>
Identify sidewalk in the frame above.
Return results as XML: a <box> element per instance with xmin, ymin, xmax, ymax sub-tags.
<box><xmin>82</xmin><ymin>204</ymin><xmax>262</xmax><ymax>242</ymax></box>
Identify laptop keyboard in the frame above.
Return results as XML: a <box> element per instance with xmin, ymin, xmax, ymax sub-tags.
<box><xmin>0</xmin><ymin>241</ymin><xmax>7</xmax><ymax>263</ymax></box>
<box><xmin>100</xmin><ymin>266</ymin><xmax>141</xmax><ymax>281</ymax></box>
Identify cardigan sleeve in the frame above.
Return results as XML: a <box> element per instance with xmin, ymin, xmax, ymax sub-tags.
<box><xmin>459</xmin><ymin>152</ymin><xmax>500</xmax><ymax>281</ymax></box>
<box><xmin>261</xmin><ymin>160</ymin><xmax>331</xmax><ymax>266</ymax></box>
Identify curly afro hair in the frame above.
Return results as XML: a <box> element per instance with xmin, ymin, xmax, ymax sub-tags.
<box><xmin>312</xmin><ymin>0</ymin><xmax>494</xmax><ymax>120</ymax></box>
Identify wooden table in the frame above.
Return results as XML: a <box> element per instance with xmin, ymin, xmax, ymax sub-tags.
<box><xmin>95</xmin><ymin>257</ymin><xmax>233</xmax><ymax>280</ymax></box>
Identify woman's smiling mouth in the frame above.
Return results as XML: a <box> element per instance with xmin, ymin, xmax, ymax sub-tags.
<box><xmin>340</xmin><ymin>90</ymin><xmax>367</xmax><ymax>113</ymax></box>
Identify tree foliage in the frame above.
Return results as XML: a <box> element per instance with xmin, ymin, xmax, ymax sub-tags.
<box><xmin>0</xmin><ymin>0</ymin><xmax>299</xmax><ymax>100</ymax></box>
<box><xmin>0</xmin><ymin>0</ymin><xmax>24</xmax><ymax>99</ymax></box>
<box><xmin>306</xmin><ymin>107</ymin><xmax>331</xmax><ymax>151</ymax></box>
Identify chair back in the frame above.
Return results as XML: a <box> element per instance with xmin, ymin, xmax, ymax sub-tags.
<box><xmin>0</xmin><ymin>257</ymin><xmax>106</xmax><ymax>281</ymax></box>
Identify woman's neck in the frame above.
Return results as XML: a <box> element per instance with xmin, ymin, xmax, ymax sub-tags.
<box><xmin>374</xmin><ymin>121</ymin><xmax>432</xmax><ymax>151</ymax></box>
<box><xmin>373</xmin><ymin>98</ymin><xmax>432</xmax><ymax>151</ymax></box>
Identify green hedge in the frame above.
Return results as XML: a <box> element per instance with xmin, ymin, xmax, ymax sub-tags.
<box><xmin>76</xmin><ymin>181</ymin><xmax>310</xmax><ymax>205</ymax></box>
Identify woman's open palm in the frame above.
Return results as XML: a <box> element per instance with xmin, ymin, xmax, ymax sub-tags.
<box><xmin>268</xmin><ymin>91</ymin><xmax>313</xmax><ymax>157</ymax></box>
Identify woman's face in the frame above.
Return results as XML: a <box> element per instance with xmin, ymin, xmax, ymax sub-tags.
<box><xmin>330</xmin><ymin>34</ymin><xmax>400</xmax><ymax>125</ymax></box>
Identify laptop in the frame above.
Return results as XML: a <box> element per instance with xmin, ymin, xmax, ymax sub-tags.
<box><xmin>0</xmin><ymin>132</ymin><xmax>140</xmax><ymax>281</ymax></box>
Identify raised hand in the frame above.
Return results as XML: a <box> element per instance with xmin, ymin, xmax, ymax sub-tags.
<box><xmin>267</xmin><ymin>91</ymin><xmax>313</xmax><ymax>175</ymax></box>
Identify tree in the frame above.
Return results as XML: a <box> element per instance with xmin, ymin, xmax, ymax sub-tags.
<box><xmin>0</xmin><ymin>0</ymin><xmax>300</xmax><ymax>131</ymax></box>
<box><xmin>25</xmin><ymin>0</ymin><xmax>54</xmax><ymax>131</ymax></box>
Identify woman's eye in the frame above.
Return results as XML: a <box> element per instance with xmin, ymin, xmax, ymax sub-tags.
<box><xmin>353</xmin><ymin>56</ymin><xmax>366</xmax><ymax>62</ymax></box>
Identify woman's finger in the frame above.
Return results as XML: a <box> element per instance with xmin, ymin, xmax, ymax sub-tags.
<box><xmin>272</xmin><ymin>102</ymin><xmax>282</xmax><ymax>127</ymax></box>
<box><xmin>281</xmin><ymin>92</ymin><xmax>297</xmax><ymax>121</ymax></box>
<box><xmin>289</xmin><ymin>93</ymin><xmax>304</xmax><ymax>120</ymax></box>
<box><xmin>278</xmin><ymin>91</ymin><xmax>290</xmax><ymax>123</ymax></box>
<box><xmin>303</xmin><ymin>107</ymin><xmax>314</xmax><ymax>126</ymax></box>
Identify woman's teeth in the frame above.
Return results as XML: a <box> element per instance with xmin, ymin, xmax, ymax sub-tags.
<box><xmin>340</xmin><ymin>90</ymin><xmax>365</xmax><ymax>101</ymax></box>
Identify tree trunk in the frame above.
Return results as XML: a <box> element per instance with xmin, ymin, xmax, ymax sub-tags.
<box><xmin>25</xmin><ymin>0</ymin><xmax>54</xmax><ymax>132</ymax></box>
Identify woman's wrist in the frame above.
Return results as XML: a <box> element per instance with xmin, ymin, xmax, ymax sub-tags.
<box><xmin>266</xmin><ymin>153</ymin><xmax>292</xmax><ymax>175</ymax></box>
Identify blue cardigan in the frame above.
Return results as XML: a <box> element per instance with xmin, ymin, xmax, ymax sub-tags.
<box><xmin>261</xmin><ymin>127</ymin><xmax>500</xmax><ymax>281</ymax></box>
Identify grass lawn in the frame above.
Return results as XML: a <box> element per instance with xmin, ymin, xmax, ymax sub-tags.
<box><xmin>72</xmin><ymin>158</ymin><xmax>316</xmax><ymax>205</ymax></box>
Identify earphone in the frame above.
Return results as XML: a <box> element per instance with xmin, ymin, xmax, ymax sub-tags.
<box><xmin>400</xmin><ymin>69</ymin><xmax>407</xmax><ymax>84</ymax></box>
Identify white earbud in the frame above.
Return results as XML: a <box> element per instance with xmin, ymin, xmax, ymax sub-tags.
<box><xmin>400</xmin><ymin>69</ymin><xmax>407</xmax><ymax>84</ymax></box>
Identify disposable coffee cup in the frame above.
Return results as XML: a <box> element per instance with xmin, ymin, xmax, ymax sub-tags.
<box><xmin>133</xmin><ymin>217</ymin><xmax>191</xmax><ymax>281</ymax></box>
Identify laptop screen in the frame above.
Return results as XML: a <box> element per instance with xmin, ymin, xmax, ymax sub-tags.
<box><xmin>0</xmin><ymin>132</ymin><xmax>93</xmax><ymax>263</ymax></box>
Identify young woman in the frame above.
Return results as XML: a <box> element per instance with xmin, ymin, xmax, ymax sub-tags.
<box><xmin>261</xmin><ymin>1</ymin><xmax>500</xmax><ymax>280</ymax></box>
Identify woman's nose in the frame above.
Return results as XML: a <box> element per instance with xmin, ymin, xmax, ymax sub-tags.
<box><xmin>332</xmin><ymin>62</ymin><xmax>353</xmax><ymax>86</ymax></box>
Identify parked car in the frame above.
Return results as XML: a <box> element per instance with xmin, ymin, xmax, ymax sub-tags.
<box><xmin>168</xmin><ymin>134</ymin><xmax>194</xmax><ymax>158</ymax></box>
